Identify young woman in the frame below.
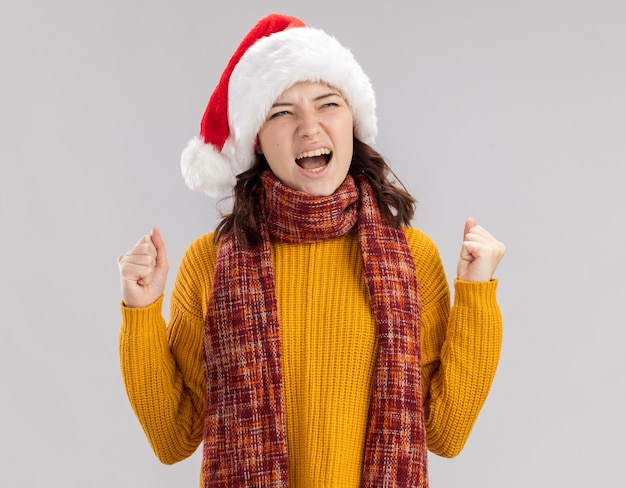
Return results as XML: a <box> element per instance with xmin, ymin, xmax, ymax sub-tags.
<box><xmin>118</xmin><ymin>14</ymin><xmax>505</xmax><ymax>487</ymax></box>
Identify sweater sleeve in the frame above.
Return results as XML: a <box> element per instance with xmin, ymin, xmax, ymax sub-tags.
<box><xmin>118</xmin><ymin>234</ymin><xmax>214</xmax><ymax>464</ymax></box>
<box><xmin>404</xmin><ymin>228</ymin><xmax>502</xmax><ymax>458</ymax></box>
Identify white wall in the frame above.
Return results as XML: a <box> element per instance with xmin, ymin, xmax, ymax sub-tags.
<box><xmin>1</xmin><ymin>1</ymin><xmax>624</xmax><ymax>486</ymax></box>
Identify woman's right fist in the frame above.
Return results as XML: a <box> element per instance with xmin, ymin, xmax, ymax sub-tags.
<box><xmin>117</xmin><ymin>227</ymin><xmax>169</xmax><ymax>308</ymax></box>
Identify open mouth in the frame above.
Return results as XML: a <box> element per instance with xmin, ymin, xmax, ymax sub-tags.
<box><xmin>295</xmin><ymin>148</ymin><xmax>332</xmax><ymax>173</ymax></box>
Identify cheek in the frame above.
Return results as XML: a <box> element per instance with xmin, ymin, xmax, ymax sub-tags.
<box><xmin>258</xmin><ymin>126</ymin><xmax>289</xmax><ymax>154</ymax></box>
<box><xmin>339</xmin><ymin>134</ymin><xmax>354</xmax><ymax>165</ymax></box>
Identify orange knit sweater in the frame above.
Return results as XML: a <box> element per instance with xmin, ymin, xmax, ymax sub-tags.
<box><xmin>119</xmin><ymin>227</ymin><xmax>502</xmax><ymax>486</ymax></box>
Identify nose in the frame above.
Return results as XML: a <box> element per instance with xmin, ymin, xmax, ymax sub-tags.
<box><xmin>297</xmin><ymin>111</ymin><xmax>321</xmax><ymax>138</ymax></box>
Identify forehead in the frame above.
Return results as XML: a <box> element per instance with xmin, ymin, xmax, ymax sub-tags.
<box><xmin>275</xmin><ymin>81</ymin><xmax>344</xmax><ymax>101</ymax></box>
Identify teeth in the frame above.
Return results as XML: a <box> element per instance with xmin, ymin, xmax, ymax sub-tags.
<box><xmin>296</xmin><ymin>148</ymin><xmax>331</xmax><ymax>159</ymax></box>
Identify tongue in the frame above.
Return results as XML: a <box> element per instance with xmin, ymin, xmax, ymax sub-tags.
<box><xmin>298</xmin><ymin>155</ymin><xmax>327</xmax><ymax>170</ymax></box>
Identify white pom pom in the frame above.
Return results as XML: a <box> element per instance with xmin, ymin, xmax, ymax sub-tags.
<box><xmin>180</xmin><ymin>136</ymin><xmax>237</xmax><ymax>198</ymax></box>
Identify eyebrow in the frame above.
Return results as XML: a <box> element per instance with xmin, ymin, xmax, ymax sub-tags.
<box><xmin>271</xmin><ymin>92</ymin><xmax>341</xmax><ymax>108</ymax></box>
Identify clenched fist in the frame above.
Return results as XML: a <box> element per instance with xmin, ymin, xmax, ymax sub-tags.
<box><xmin>118</xmin><ymin>227</ymin><xmax>169</xmax><ymax>308</ymax></box>
<box><xmin>457</xmin><ymin>218</ymin><xmax>506</xmax><ymax>282</ymax></box>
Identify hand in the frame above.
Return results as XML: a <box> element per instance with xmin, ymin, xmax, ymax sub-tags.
<box><xmin>456</xmin><ymin>218</ymin><xmax>506</xmax><ymax>282</ymax></box>
<box><xmin>117</xmin><ymin>227</ymin><xmax>169</xmax><ymax>308</ymax></box>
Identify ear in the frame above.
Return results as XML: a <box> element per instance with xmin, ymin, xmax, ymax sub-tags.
<box><xmin>254</xmin><ymin>136</ymin><xmax>263</xmax><ymax>154</ymax></box>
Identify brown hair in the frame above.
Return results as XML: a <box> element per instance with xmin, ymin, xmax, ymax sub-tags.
<box><xmin>214</xmin><ymin>137</ymin><xmax>416</xmax><ymax>248</ymax></box>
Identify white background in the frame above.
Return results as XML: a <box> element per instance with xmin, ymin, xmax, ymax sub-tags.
<box><xmin>1</xmin><ymin>1</ymin><xmax>624</xmax><ymax>486</ymax></box>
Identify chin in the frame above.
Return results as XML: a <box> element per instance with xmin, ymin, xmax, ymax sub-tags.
<box><xmin>299</xmin><ymin>181</ymin><xmax>341</xmax><ymax>197</ymax></box>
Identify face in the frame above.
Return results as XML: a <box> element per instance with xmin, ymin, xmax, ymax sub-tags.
<box><xmin>257</xmin><ymin>81</ymin><xmax>354</xmax><ymax>196</ymax></box>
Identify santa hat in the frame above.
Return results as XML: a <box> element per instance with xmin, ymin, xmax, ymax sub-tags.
<box><xmin>181</xmin><ymin>13</ymin><xmax>377</xmax><ymax>197</ymax></box>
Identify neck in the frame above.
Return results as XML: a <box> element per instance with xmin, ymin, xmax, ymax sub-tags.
<box><xmin>260</xmin><ymin>171</ymin><xmax>359</xmax><ymax>243</ymax></box>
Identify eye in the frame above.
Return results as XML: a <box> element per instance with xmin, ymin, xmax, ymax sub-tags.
<box><xmin>318</xmin><ymin>94</ymin><xmax>345</xmax><ymax>109</ymax></box>
<box><xmin>269</xmin><ymin>110</ymin><xmax>291</xmax><ymax>119</ymax></box>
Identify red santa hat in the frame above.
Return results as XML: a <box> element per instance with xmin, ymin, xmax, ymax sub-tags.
<box><xmin>181</xmin><ymin>13</ymin><xmax>377</xmax><ymax>197</ymax></box>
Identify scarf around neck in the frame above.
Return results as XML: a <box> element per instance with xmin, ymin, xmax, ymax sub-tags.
<box><xmin>203</xmin><ymin>171</ymin><xmax>428</xmax><ymax>487</ymax></box>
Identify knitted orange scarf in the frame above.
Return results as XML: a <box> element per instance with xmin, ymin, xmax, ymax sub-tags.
<box><xmin>203</xmin><ymin>171</ymin><xmax>428</xmax><ymax>487</ymax></box>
